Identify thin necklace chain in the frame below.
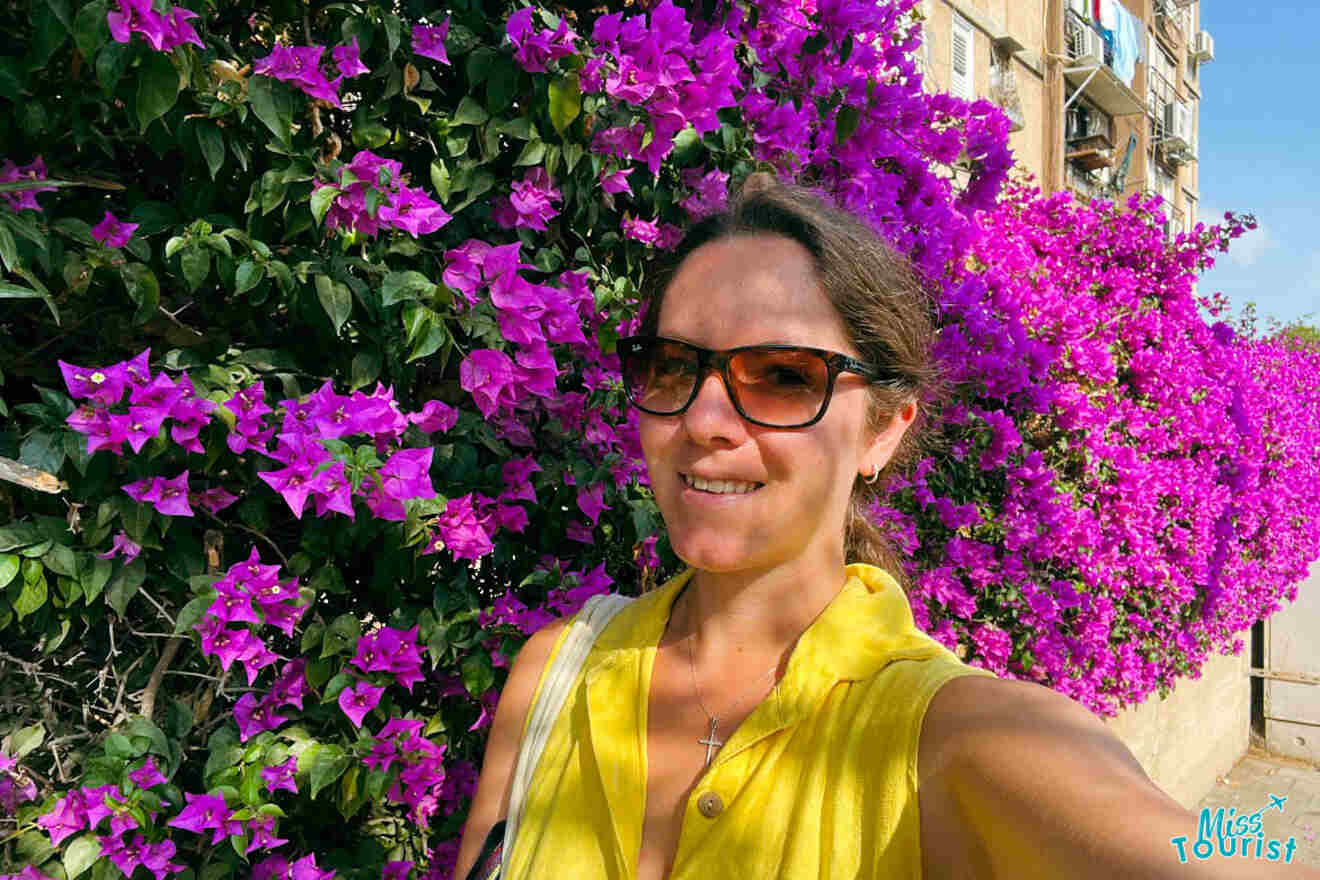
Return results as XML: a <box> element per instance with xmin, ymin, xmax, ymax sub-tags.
<box><xmin>673</xmin><ymin>586</ymin><xmax>784</xmax><ymax>765</ymax></box>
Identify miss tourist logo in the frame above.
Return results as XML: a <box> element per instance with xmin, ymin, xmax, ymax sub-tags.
<box><xmin>1170</xmin><ymin>793</ymin><xmax>1300</xmax><ymax>863</ymax></box>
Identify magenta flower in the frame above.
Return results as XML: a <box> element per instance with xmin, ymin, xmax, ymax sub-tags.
<box><xmin>96</xmin><ymin>531</ymin><xmax>142</xmax><ymax>564</ymax></box>
<box><xmin>378</xmin><ymin>447</ymin><xmax>435</xmax><ymax>502</ymax></box>
<box><xmin>382</xmin><ymin>861</ymin><xmax>414</xmax><ymax>880</ymax></box>
<box><xmin>194</xmin><ymin>487</ymin><xmax>238</xmax><ymax>514</ymax></box>
<box><xmin>576</xmin><ymin>484</ymin><xmax>607</xmax><ymax>525</ymax></box>
<box><xmin>143</xmin><ymin>470</ymin><xmax>194</xmax><ymax>517</ymax></box>
<box><xmin>245</xmin><ymin>813</ymin><xmax>289</xmax><ymax>854</ymax></box>
<box><xmin>377</xmin><ymin>185</ymin><xmax>451</xmax><ymax>238</ymax></box>
<box><xmin>271</xmin><ymin>660</ymin><xmax>310</xmax><ymax>710</ymax></box>
<box><xmin>600</xmin><ymin>168</ymin><xmax>633</xmax><ymax>196</ymax></box>
<box><xmin>332</xmin><ymin>37</ymin><xmax>370</xmax><ymax>77</ymax></box>
<box><xmin>195</xmin><ymin>619</ymin><xmax>261</xmax><ymax>672</ymax></box>
<box><xmin>0</xmin><ymin>156</ymin><xmax>56</xmax><ymax>213</ymax></box>
<box><xmin>59</xmin><ymin>358</ymin><xmax>128</xmax><ymax>405</ymax></box>
<box><xmin>339</xmin><ymin>681</ymin><xmax>384</xmax><ymax>728</ymax></box>
<box><xmin>621</xmin><ymin>215</ymin><xmax>660</xmax><ymax>245</ymax></box>
<box><xmin>253</xmin><ymin>44</ymin><xmax>342</xmax><ymax>107</ymax></box>
<box><xmin>107</xmin><ymin>0</ymin><xmax>167</xmax><ymax>51</ymax></box>
<box><xmin>128</xmin><ymin>757</ymin><xmax>168</xmax><ymax>789</ymax></box>
<box><xmin>459</xmin><ymin>349</ymin><xmax>519</xmax><ymax>418</ymax></box>
<box><xmin>408</xmin><ymin>400</ymin><xmax>458</xmax><ymax>434</ymax></box>
<box><xmin>166</xmin><ymin>791</ymin><xmax>238</xmax><ymax>844</ymax></box>
<box><xmin>411</xmin><ymin>21</ymin><xmax>450</xmax><ymax>64</ymax></box>
<box><xmin>162</xmin><ymin>6</ymin><xmax>204</xmax><ymax>49</ymax></box>
<box><xmin>36</xmin><ymin>794</ymin><xmax>86</xmax><ymax>846</ymax></box>
<box><xmin>233</xmin><ymin>693</ymin><xmax>289</xmax><ymax>742</ymax></box>
<box><xmin>491</xmin><ymin>168</ymin><xmax>562</xmax><ymax>231</ymax></box>
<box><xmin>433</xmin><ymin>494</ymin><xmax>495</xmax><ymax>562</ymax></box>
<box><xmin>91</xmin><ymin>211</ymin><xmax>139</xmax><ymax>248</ymax></box>
<box><xmin>261</xmin><ymin>755</ymin><xmax>299</xmax><ymax>794</ymax></box>
<box><xmin>506</xmin><ymin>7</ymin><xmax>578</xmax><ymax>73</ymax></box>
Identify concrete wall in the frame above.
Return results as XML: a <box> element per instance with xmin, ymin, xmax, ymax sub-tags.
<box><xmin>1102</xmin><ymin>638</ymin><xmax>1251</xmax><ymax>809</ymax></box>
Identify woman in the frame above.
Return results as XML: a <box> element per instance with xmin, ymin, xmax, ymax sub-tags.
<box><xmin>455</xmin><ymin>180</ymin><xmax>1315</xmax><ymax>879</ymax></box>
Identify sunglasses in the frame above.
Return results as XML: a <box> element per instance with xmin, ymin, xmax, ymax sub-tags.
<box><xmin>617</xmin><ymin>335</ymin><xmax>907</xmax><ymax>428</ymax></box>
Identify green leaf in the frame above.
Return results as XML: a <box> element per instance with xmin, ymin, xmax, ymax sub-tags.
<box><xmin>41</xmin><ymin>545</ymin><xmax>76</xmax><ymax>578</ymax></box>
<box><xmin>120</xmin><ymin>263</ymin><xmax>160</xmax><ymax>325</ymax></box>
<box><xmin>307</xmin><ymin>744</ymin><xmax>350</xmax><ymax>798</ymax></box>
<box><xmin>137</xmin><ymin>51</ymin><xmax>180</xmax><ymax>132</ymax></box>
<box><xmin>0</xmin><ymin>554</ymin><xmax>18</xmax><ymax>588</ymax></box>
<box><xmin>835</xmin><ymin>105</ymin><xmax>861</xmax><ymax>145</ymax></box>
<box><xmin>310</xmin><ymin>185</ymin><xmax>339</xmax><ymax>225</ymax></box>
<box><xmin>322</xmin><ymin>672</ymin><xmax>354</xmax><ymax>703</ymax></box>
<box><xmin>486</xmin><ymin>56</ymin><xmax>519</xmax><ymax>113</ymax></box>
<box><xmin>180</xmin><ymin>247</ymin><xmax>211</xmax><ymax>292</ymax></box>
<box><xmin>173</xmin><ymin>593</ymin><xmax>212</xmax><ymax>634</ymax></box>
<box><xmin>315</xmin><ymin>275</ymin><xmax>352</xmax><ymax>334</ymax></box>
<box><xmin>513</xmin><ymin>139</ymin><xmax>546</xmax><ymax>167</ymax></box>
<box><xmin>452</xmin><ymin>96</ymin><xmax>489</xmax><ymax>126</ymax></box>
<box><xmin>320</xmin><ymin>613</ymin><xmax>360</xmax><ymax>658</ymax></box>
<box><xmin>381</xmin><ymin>270</ymin><xmax>434</xmax><ymax>307</ymax></box>
<box><xmin>105</xmin><ymin>559</ymin><xmax>146</xmax><ymax>616</ymax></box>
<box><xmin>0</xmin><ymin>282</ymin><xmax>43</xmax><ymax>302</ymax></box>
<box><xmin>548</xmin><ymin>73</ymin><xmax>581</xmax><ymax>136</ymax></box>
<box><xmin>430</xmin><ymin>160</ymin><xmax>452</xmax><ymax>202</ymax></box>
<box><xmin>9</xmin><ymin>722</ymin><xmax>45</xmax><ymax>758</ymax></box>
<box><xmin>401</xmin><ymin>304</ymin><xmax>447</xmax><ymax>362</ymax></box>
<box><xmin>104</xmin><ymin>732</ymin><xmax>136</xmax><ymax>760</ymax></box>
<box><xmin>72</xmin><ymin>0</ymin><xmax>108</xmax><ymax>61</ymax></box>
<box><xmin>63</xmin><ymin>834</ymin><xmax>101</xmax><ymax>880</ymax></box>
<box><xmin>78</xmin><ymin>556</ymin><xmax>111</xmax><ymax>604</ymax></box>
<box><xmin>234</xmin><ymin>259</ymin><xmax>264</xmax><ymax>294</ymax></box>
<box><xmin>196</xmin><ymin>122</ymin><xmax>225</xmax><ymax>179</ymax></box>
<box><xmin>13</xmin><ymin>573</ymin><xmax>47</xmax><ymax>619</ymax></box>
<box><xmin>19</xmin><ymin>430</ymin><xmax>64</xmax><ymax>475</ymax></box>
<box><xmin>461</xmin><ymin>652</ymin><xmax>495</xmax><ymax>698</ymax></box>
<box><xmin>248</xmin><ymin>75</ymin><xmax>294</xmax><ymax>146</ymax></box>
<box><xmin>802</xmin><ymin>32</ymin><xmax>829</xmax><ymax>54</ymax></box>
<box><xmin>350</xmin><ymin>351</ymin><xmax>381</xmax><ymax>391</ymax></box>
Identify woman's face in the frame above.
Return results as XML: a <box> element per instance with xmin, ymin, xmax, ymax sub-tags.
<box><xmin>639</xmin><ymin>232</ymin><xmax>912</xmax><ymax>576</ymax></box>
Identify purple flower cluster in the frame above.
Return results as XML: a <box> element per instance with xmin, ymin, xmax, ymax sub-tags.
<box><xmin>0</xmin><ymin>752</ymin><xmax>36</xmax><ymax>815</ymax></box>
<box><xmin>576</xmin><ymin>0</ymin><xmax>741</xmax><ymax>174</ymax></box>
<box><xmin>251</xmin><ymin>851</ymin><xmax>336</xmax><ymax>880</ymax></box>
<box><xmin>37</xmin><ymin>780</ymin><xmax>185</xmax><ymax>879</ymax></box>
<box><xmin>505</xmin><ymin>8</ymin><xmax>578</xmax><ymax>73</ymax></box>
<box><xmin>91</xmin><ymin>211</ymin><xmax>139</xmax><ymax>248</ymax></box>
<box><xmin>411</xmin><ymin>20</ymin><xmax>451</xmax><ymax>65</ymax></box>
<box><xmin>253</xmin><ymin>40</ymin><xmax>370</xmax><ymax>107</ymax></box>
<box><xmin>317</xmin><ymin>150</ymin><xmax>451</xmax><ymax>239</ymax></box>
<box><xmin>107</xmin><ymin>0</ymin><xmax>202</xmax><ymax>52</ymax></box>
<box><xmin>336</xmin><ymin>626</ymin><xmax>426</xmax><ymax>727</ymax></box>
<box><xmin>62</xmin><ymin>350</ymin><xmax>216</xmax><ymax>457</ymax></box>
<box><xmin>0</xmin><ymin>156</ymin><xmax>56</xmax><ymax>213</ymax></box>
<box><xmin>362</xmin><ymin>718</ymin><xmax>447</xmax><ymax>826</ymax></box>
<box><xmin>491</xmin><ymin>168</ymin><xmax>562</xmax><ymax>232</ymax></box>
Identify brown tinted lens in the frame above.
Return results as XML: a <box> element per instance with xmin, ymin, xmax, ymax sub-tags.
<box><xmin>623</xmin><ymin>340</ymin><xmax>698</xmax><ymax>413</ymax></box>
<box><xmin>729</xmin><ymin>349</ymin><xmax>830</xmax><ymax>425</ymax></box>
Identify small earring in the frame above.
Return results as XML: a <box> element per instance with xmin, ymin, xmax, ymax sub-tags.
<box><xmin>863</xmin><ymin>464</ymin><xmax>881</xmax><ymax>485</ymax></box>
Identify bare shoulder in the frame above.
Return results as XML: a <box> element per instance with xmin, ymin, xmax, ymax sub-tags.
<box><xmin>452</xmin><ymin>616</ymin><xmax>570</xmax><ymax>879</ymax></box>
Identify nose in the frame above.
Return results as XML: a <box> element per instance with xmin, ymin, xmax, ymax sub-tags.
<box><xmin>680</xmin><ymin>369</ymin><xmax>747</xmax><ymax>446</ymax></box>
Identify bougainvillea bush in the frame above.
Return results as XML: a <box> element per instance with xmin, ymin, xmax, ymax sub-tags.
<box><xmin>0</xmin><ymin>0</ymin><xmax>1315</xmax><ymax>877</ymax></box>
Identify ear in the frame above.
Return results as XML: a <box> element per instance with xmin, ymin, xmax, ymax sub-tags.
<box><xmin>860</xmin><ymin>399</ymin><xmax>917</xmax><ymax>479</ymax></box>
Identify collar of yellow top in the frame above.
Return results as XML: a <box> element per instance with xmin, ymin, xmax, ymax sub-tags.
<box><xmin>584</xmin><ymin>562</ymin><xmax>950</xmax><ymax>770</ymax></box>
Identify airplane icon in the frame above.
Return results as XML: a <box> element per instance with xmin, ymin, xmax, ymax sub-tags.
<box><xmin>1268</xmin><ymin>794</ymin><xmax>1287</xmax><ymax>812</ymax></box>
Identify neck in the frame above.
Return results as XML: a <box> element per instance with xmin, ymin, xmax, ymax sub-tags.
<box><xmin>666</xmin><ymin>552</ymin><xmax>851</xmax><ymax>672</ymax></box>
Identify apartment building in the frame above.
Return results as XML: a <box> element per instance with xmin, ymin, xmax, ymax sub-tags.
<box><xmin>917</xmin><ymin>0</ymin><xmax>1213</xmax><ymax>237</ymax></box>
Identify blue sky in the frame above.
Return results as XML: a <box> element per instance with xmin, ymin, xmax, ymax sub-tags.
<box><xmin>1197</xmin><ymin>3</ymin><xmax>1320</xmax><ymax>332</ymax></box>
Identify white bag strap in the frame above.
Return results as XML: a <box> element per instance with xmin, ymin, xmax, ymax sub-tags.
<box><xmin>501</xmin><ymin>592</ymin><xmax>634</xmax><ymax>870</ymax></box>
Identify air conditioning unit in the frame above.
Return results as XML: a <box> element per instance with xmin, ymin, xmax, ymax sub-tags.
<box><xmin>1162</xmin><ymin>100</ymin><xmax>1193</xmax><ymax>152</ymax></box>
<box><xmin>1191</xmin><ymin>31</ymin><xmax>1215</xmax><ymax>63</ymax></box>
<box><xmin>1071</xmin><ymin>24</ymin><xmax>1104</xmax><ymax>66</ymax></box>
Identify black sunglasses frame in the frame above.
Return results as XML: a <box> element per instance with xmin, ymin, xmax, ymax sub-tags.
<box><xmin>617</xmin><ymin>335</ymin><xmax>907</xmax><ymax>429</ymax></box>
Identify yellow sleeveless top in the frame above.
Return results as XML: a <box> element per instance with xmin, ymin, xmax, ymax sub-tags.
<box><xmin>506</xmin><ymin>563</ymin><xmax>999</xmax><ymax>880</ymax></box>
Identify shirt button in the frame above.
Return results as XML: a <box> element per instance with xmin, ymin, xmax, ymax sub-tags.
<box><xmin>696</xmin><ymin>791</ymin><xmax>724</xmax><ymax>818</ymax></box>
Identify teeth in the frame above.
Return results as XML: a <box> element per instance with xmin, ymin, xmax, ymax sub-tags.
<box><xmin>682</xmin><ymin>474</ymin><xmax>761</xmax><ymax>494</ymax></box>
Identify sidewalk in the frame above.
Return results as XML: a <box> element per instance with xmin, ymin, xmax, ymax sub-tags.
<box><xmin>1195</xmin><ymin>746</ymin><xmax>1320</xmax><ymax>868</ymax></box>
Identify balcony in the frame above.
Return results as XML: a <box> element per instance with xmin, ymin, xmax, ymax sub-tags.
<box><xmin>1066</xmin><ymin>104</ymin><xmax>1114</xmax><ymax>171</ymax></box>
<box><xmin>989</xmin><ymin>63</ymin><xmax>1025</xmax><ymax>133</ymax></box>
<box><xmin>1064</xmin><ymin>11</ymin><xmax>1145</xmax><ymax>118</ymax></box>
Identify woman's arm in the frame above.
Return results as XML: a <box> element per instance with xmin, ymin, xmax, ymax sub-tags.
<box><xmin>919</xmin><ymin>675</ymin><xmax>1320</xmax><ymax>879</ymax></box>
<box><xmin>452</xmin><ymin>617</ymin><xmax>568</xmax><ymax>880</ymax></box>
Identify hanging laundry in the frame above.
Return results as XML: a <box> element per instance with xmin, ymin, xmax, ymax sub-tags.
<box><xmin>1109</xmin><ymin>2</ymin><xmax>1142</xmax><ymax>88</ymax></box>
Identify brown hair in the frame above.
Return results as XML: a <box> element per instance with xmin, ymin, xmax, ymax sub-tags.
<box><xmin>638</xmin><ymin>175</ymin><xmax>943</xmax><ymax>591</ymax></box>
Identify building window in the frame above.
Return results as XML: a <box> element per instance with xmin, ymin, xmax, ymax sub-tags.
<box><xmin>951</xmin><ymin>14</ymin><xmax>974</xmax><ymax>101</ymax></box>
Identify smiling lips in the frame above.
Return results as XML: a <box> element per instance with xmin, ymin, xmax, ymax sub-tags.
<box><xmin>680</xmin><ymin>473</ymin><xmax>764</xmax><ymax>495</ymax></box>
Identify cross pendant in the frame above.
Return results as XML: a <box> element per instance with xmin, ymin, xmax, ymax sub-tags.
<box><xmin>698</xmin><ymin>717</ymin><xmax>723</xmax><ymax>767</ymax></box>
